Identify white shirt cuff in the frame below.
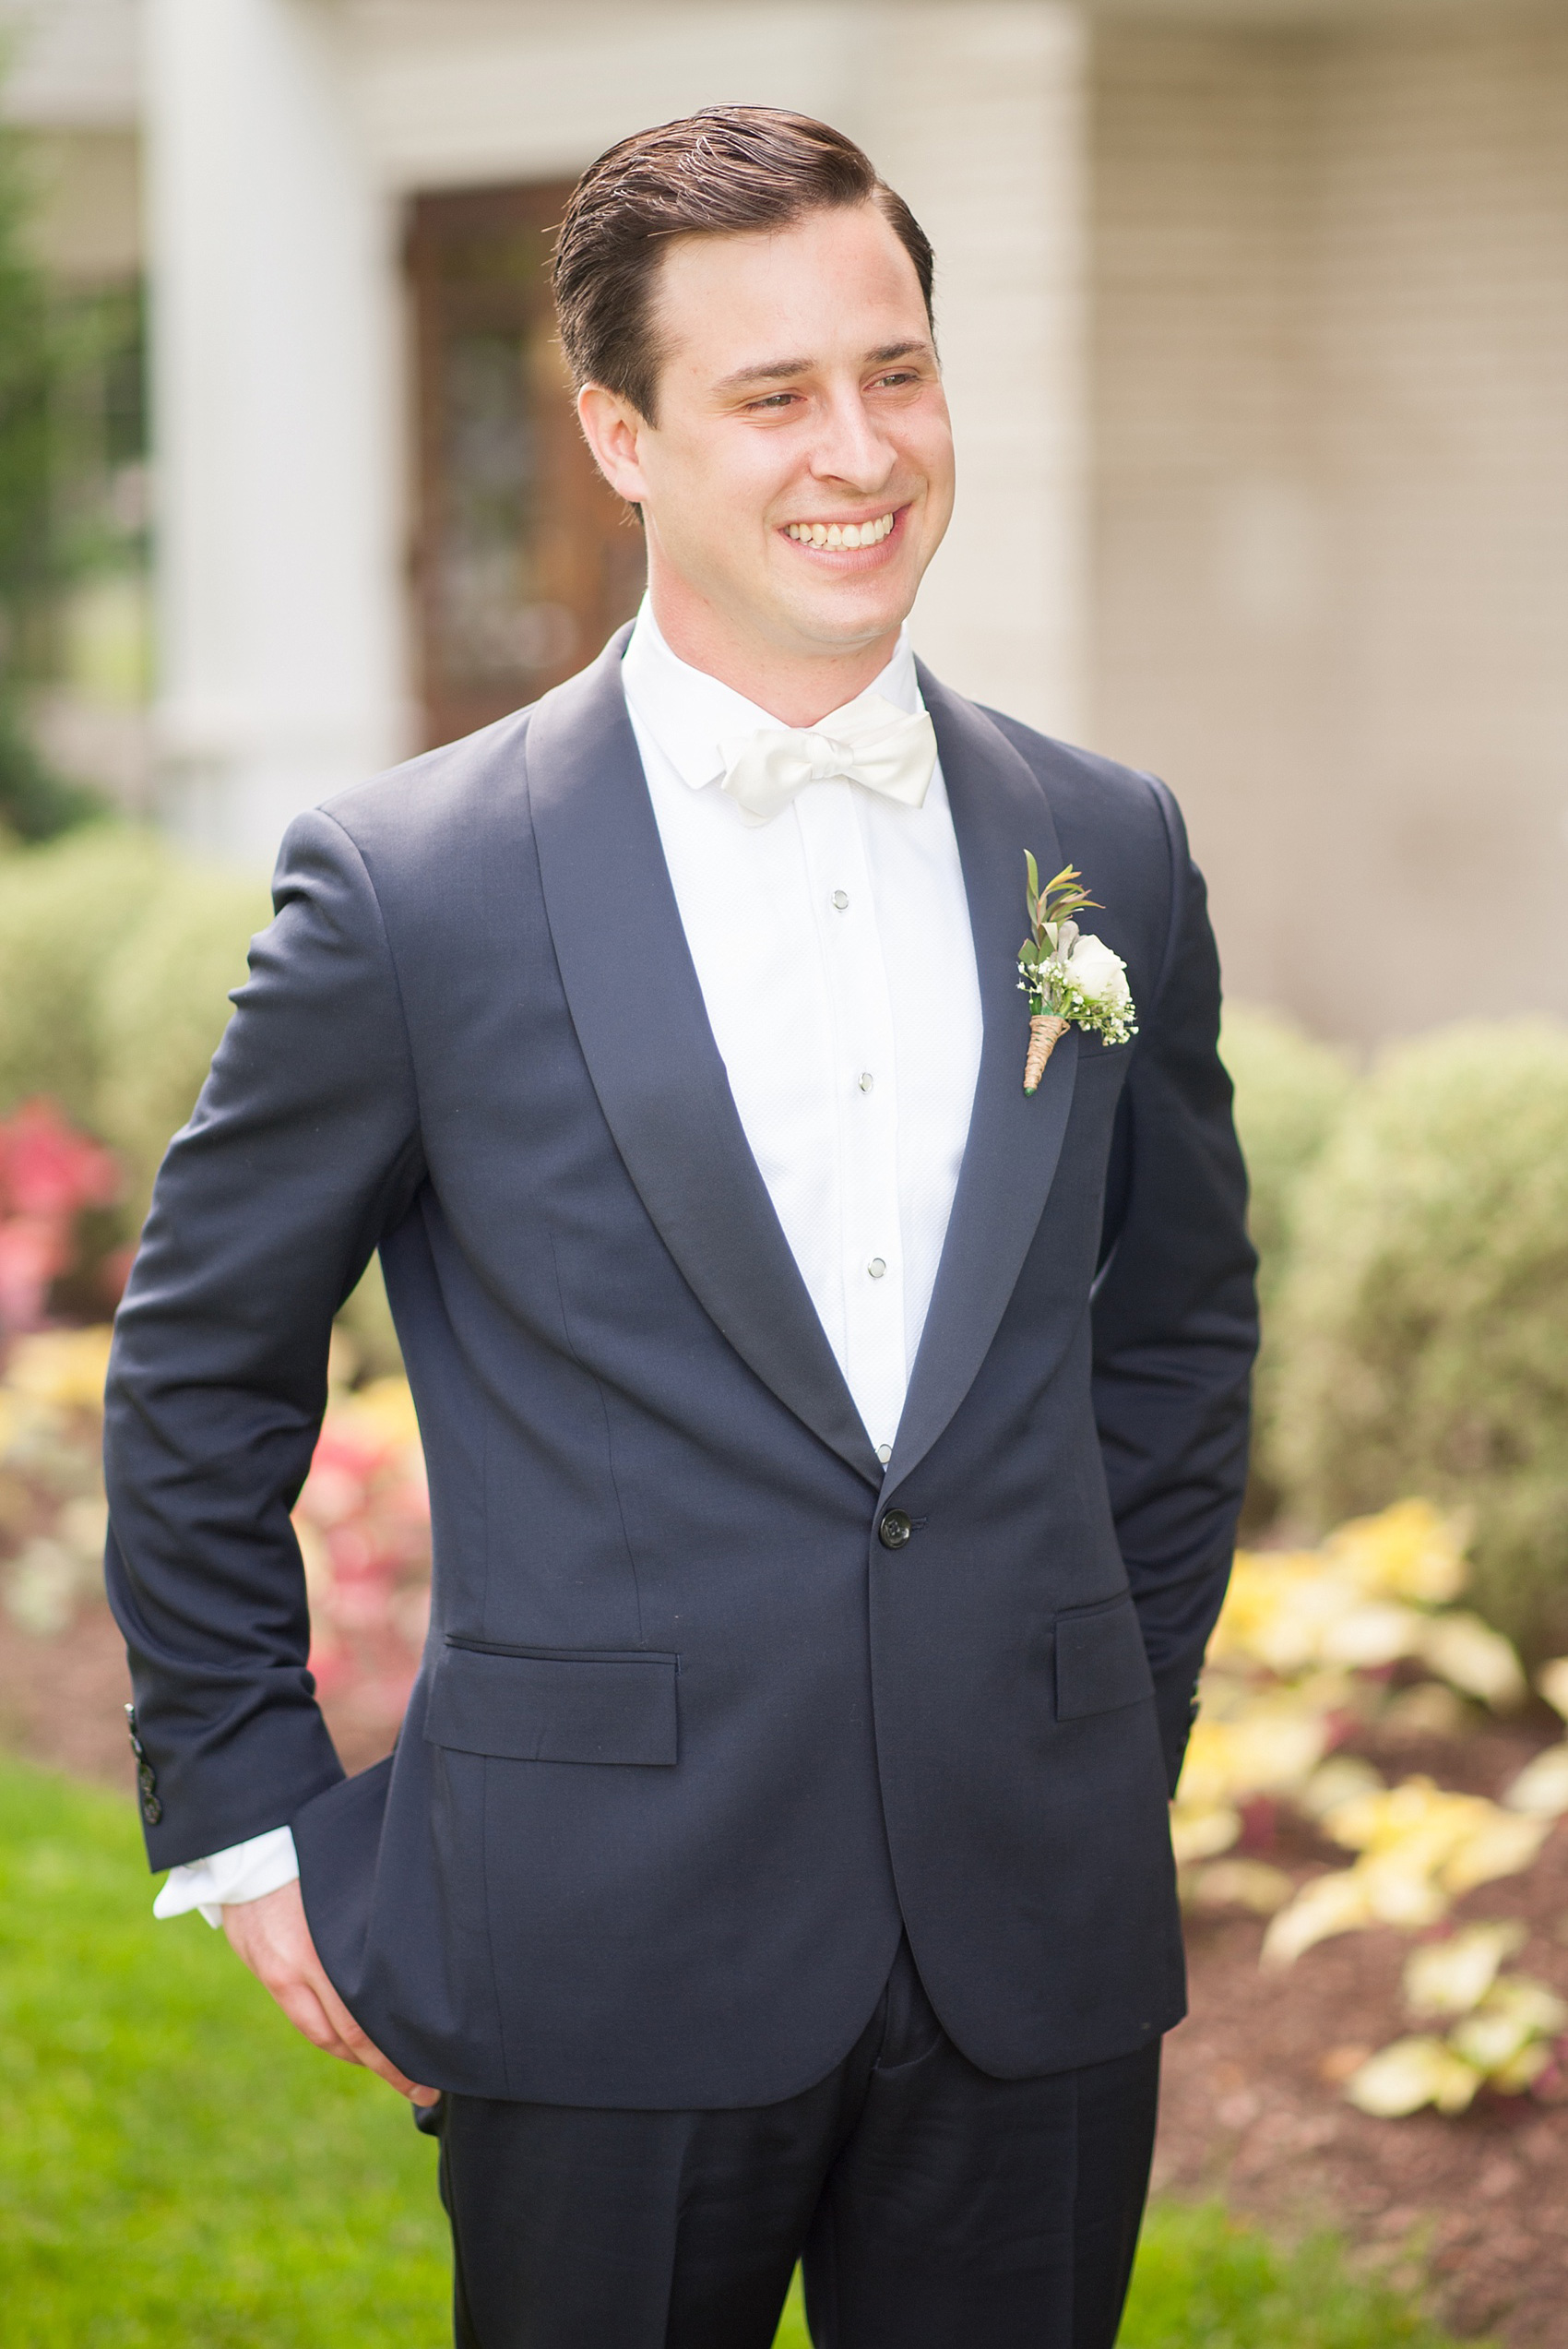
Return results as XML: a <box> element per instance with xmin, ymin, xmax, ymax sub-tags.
<box><xmin>153</xmin><ymin>1825</ymin><xmax>301</xmax><ymax>1929</ymax></box>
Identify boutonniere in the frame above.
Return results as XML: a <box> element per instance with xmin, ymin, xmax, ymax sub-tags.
<box><xmin>1017</xmin><ymin>854</ymin><xmax>1137</xmax><ymax>1092</ymax></box>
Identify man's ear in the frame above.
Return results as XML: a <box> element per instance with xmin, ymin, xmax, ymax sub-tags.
<box><xmin>577</xmin><ymin>385</ymin><xmax>652</xmax><ymax>507</ymax></box>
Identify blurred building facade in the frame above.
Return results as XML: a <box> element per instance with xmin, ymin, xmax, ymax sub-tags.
<box><xmin>5</xmin><ymin>0</ymin><xmax>1565</xmax><ymax>1042</ymax></box>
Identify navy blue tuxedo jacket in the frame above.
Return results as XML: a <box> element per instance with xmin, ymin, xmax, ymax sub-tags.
<box><xmin>104</xmin><ymin>631</ymin><xmax>1256</xmax><ymax>2107</ymax></box>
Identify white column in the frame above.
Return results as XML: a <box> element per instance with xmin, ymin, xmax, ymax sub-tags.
<box><xmin>145</xmin><ymin>0</ymin><xmax>406</xmax><ymax>864</ymax></box>
<box><xmin>861</xmin><ymin>2</ymin><xmax>1089</xmax><ymax>740</ymax></box>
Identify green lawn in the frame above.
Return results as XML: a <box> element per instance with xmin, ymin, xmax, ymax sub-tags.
<box><xmin>0</xmin><ymin>1757</ymin><xmax>1477</xmax><ymax>2347</ymax></box>
<box><xmin>1119</xmin><ymin>2205</ymin><xmax>1477</xmax><ymax>2349</ymax></box>
<box><xmin>775</xmin><ymin>2212</ymin><xmax>1477</xmax><ymax>2349</ymax></box>
<box><xmin>1</xmin><ymin>1757</ymin><xmax>449</xmax><ymax>2346</ymax></box>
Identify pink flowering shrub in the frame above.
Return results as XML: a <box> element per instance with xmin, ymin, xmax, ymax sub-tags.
<box><xmin>0</xmin><ymin>1100</ymin><xmax>121</xmax><ymax>1335</ymax></box>
<box><xmin>0</xmin><ymin>1096</ymin><xmax>434</xmax><ymax>1734</ymax></box>
<box><xmin>4</xmin><ymin>1335</ymin><xmax>435</xmax><ymax>1743</ymax></box>
<box><xmin>293</xmin><ymin>1377</ymin><xmax>432</xmax><ymax>1731</ymax></box>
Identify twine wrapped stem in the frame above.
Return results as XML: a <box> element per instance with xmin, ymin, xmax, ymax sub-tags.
<box><xmin>1023</xmin><ymin>1013</ymin><xmax>1070</xmax><ymax>1094</ymax></box>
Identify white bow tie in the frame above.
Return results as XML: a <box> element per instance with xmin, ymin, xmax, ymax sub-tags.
<box><xmin>719</xmin><ymin>695</ymin><xmax>938</xmax><ymax>828</ymax></box>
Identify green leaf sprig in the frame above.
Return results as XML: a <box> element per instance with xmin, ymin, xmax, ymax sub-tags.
<box><xmin>1017</xmin><ymin>855</ymin><xmax>1100</xmax><ymax>1016</ymax></box>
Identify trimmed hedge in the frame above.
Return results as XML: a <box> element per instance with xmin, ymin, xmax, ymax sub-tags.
<box><xmin>0</xmin><ymin>826</ymin><xmax>170</xmax><ymax>1126</ymax></box>
<box><xmin>95</xmin><ymin>868</ymin><xmax>273</xmax><ymax>1222</ymax></box>
<box><xmin>0</xmin><ymin>825</ymin><xmax>398</xmax><ymax>1347</ymax></box>
<box><xmin>1265</xmin><ymin>1021</ymin><xmax>1568</xmax><ymax>1659</ymax></box>
<box><xmin>1219</xmin><ymin>1005</ymin><xmax>1356</xmax><ymax>1525</ymax></box>
<box><xmin>1220</xmin><ymin>1004</ymin><xmax>1354</xmax><ymax>1318</ymax></box>
<box><xmin>0</xmin><ymin>826</ymin><xmax>268</xmax><ymax>1221</ymax></box>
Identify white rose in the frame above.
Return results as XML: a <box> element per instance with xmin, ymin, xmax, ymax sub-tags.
<box><xmin>1063</xmin><ymin>932</ymin><xmax>1131</xmax><ymax>1009</ymax></box>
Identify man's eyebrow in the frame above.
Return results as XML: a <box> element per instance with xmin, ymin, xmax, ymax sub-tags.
<box><xmin>712</xmin><ymin>339</ymin><xmax>935</xmax><ymax>394</ymax></box>
<box><xmin>714</xmin><ymin>355</ymin><xmax>814</xmax><ymax>392</ymax></box>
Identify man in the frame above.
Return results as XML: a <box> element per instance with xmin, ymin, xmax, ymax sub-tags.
<box><xmin>106</xmin><ymin>107</ymin><xmax>1255</xmax><ymax>2349</ymax></box>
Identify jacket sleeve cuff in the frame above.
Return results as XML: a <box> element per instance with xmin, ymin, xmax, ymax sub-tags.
<box><xmin>152</xmin><ymin>1824</ymin><xmax>301</xmax><ymax>1929</ymax></box>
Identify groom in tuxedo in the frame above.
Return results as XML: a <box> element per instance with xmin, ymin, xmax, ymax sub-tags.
<box><xmin>105</xmin><ymin>107</ymin><xmax>1255</xmax><ymax>2349</ymax></box>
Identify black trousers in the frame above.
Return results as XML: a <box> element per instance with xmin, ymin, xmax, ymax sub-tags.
<box><xmin>430</xmin><ymin>1938</ymin><xmax>1160</xmax><ymax>2349</ymax></box>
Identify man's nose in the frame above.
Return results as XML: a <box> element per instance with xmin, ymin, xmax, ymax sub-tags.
<box><xmin>809</xmin><ymin>390</ymin><xmax>896</xmax><ymax>489</ymax></box>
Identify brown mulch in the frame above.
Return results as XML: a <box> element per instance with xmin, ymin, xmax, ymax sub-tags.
<box><xmin>1156</xmin><ymin>1714</ymin><xmax>1568</xmax><ymax>2345</ymax></box>
<box><xmin>6</xmin><ymin>1603</ymin><xmax>1568</xmax><ymax>2340</ymax></box>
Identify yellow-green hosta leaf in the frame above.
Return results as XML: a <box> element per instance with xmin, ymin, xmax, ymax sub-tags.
<box><xmin>1320</xmin><ymin>1499</ymin><xmax>1470</xmax><ymax>1606</ymax></box>
<box><xmin>1443</xmin><ymin>1974</ymin><xmax>1566</xmax><ymax>2081</ymax></box>
<box><xmin>1262</xmin><ymin>1869</ymin><xmax>1375</xmax><ymax>1966</ymax></box>
<box><xmin>1441</xmin><ymin>1808</ymin><xmax>1550</xmax><ymax>1896</ymax></box>
<box><xmin>1487</xmin><ymin>2038</ymin><xmax>1555</xmax><ymax>2095</ymax></box>
<box><xmin>1345</xmin><ymin>2036</ymin><xmax>1481</xmax><ymax>2117</ymax></box>
<box><xmin>1176</xmin><ymin>1710</ymin><xmax>1330</xmax><ymax>1810</ymax></box>
<box><xmin>1415</xmin><ymin>1612</ymin><xmax>1526</xmax><ymax>1710</ymax></box>
<box><xmin>1478</xmin><ymin>1973</ymin><xmax>1568</xmax><ymax>2038</ymax></box>
<box><xmin>1195</xmin><ymin>1663</ymin><xmax>1353</xmax><ymax>1731</ymax></box>
<box><xmin>1357</xmin><ymin>1852</ymin><xmax>1452</xmax><ymax>1931</ymax></box>
<box><xmin>1403</xmin><ymin>1922</ymin><xmax>1525</xmax><ymax>2020</ymax></box>
<box><xmin>1502</xmin><ymin>1741</ymin><xmax>1568</xmax><ymax>1818</ymax></box>
<box><xmin>1258</xmin><ymin>1785</ymin><xmax>1543</xmax><ymax>1966</ymax></box>
<box><xmin>1449</xmin><ymin>2006</ymin><xmax>1539</xmax><ymax>2074</ymax></box>
<box><xmin>1299</xmin><ymin>1755</ymin><xmax>1385</xmax><ymax>1821</ymax></box>
<box><xmin>1186</xmin><ymin>1858</ymin><xmax>1295</xmax><ymax>1916</ymax></box>
<box><xmin>1537</xmin><ymin>1657</ymin><xmax>1568</xmax><ymax>1723</ymax></box>
<box><xmin>1229</xmin><ymin>1708</ymin><xmax>1333</xmax><ymax>1795</ymax></box>
<box><xmin>1169</xmin><ymin>1802</ymin><xmax>1241</xmax><ymax>1866</ymax></box>
<box><xmin>1319</xmin><ymin>1778</ymin><xmax>1544</xmax><ymax>1899</ymax></box>
<box><xmin>1209</xmin><ymin>1506</ymin><xmax>1479</xmax><ymax>1683</ymax></box>
<box><xmin>1317</xmin><ymin>1600</ymin><xmax>1427</xmax><ymax>1670</ymax></box>
<box><xmin>1324</xmin><ymin>1776</ymin><xmax>1483</xmax><ymax>1859</ymax></box>
<box><xmin>1211</xmin><ymin>1554</ymin><xmax>1391</xmax><ymax>1675</ymax></box>
<box><xmin>1170</xmin><ymin>1720</ymin><xmax>1241</xmax><ymax>1808</ymax></box>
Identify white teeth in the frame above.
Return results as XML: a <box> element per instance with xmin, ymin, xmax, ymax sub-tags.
<box><xmin>786</xmin><ymin>512</ymin><xmax>895</xmax><ymax>547</ymax></box>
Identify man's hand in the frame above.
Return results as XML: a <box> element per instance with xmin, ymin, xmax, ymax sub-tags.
<box><xmin>221</xmin><ymin>1878</ymin><xmax>439</xmax><ymax>2105</ymax></box>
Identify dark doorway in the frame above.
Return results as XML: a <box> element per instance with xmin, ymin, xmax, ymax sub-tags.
<box><xmin>406</xmin><ymin>182</ymin><xmax>646</xmax><ymax>750</ymax></box>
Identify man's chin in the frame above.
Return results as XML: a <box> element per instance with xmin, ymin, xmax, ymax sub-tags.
<box><xmin>766</xmin><ymin>583</ymin><xmax>917</xmax><ymax>662</ymax></box>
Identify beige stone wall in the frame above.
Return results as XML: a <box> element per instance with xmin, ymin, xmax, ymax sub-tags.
<box><xmin>1090</xmin><ymin>6</ymin><xmax>1568</xmax><ymax>1043</ymax></box>
<box><xmin>868</xmin><ymin>3</ymin><xmax>1091</xmax><ymax>741</ymax></box>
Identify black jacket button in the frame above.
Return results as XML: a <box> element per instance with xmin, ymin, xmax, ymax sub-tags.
<box><xmin>878</xmin><ymin>1509</ymin><xmax>913</xmax><ymax>1551</ymax></box>
<box><xmin>141</xmin><ymin>1793</ymin><xmax>163</xmax><ymax>1826</ymax></box>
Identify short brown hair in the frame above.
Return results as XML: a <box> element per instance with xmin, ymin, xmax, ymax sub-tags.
<box><xmin>552</xmin><ymin>106</ymin><xmax>935</xmax><ymax>423</ymax></box>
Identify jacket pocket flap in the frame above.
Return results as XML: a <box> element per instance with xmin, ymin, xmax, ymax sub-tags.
<box><xmin>1055</xmin><ymin>1594</ymin><xmax>1153</xmax><ymax>1722</ymax></box>
<box><xmin>424</xmin><ymin>1644</ymin><xmax>679</xmax><ymax>1765</ymax></box>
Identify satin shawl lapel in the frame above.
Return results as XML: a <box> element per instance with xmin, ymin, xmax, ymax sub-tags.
<box><xmin>884</xmin><ymin>670</ymin><xmax>1079</xmax><ymax>1493</ymax></box>
<box><xmin>527</xmin><ymin>632</ymin><xmax>882</xmax><ymax>1488</ymax></box>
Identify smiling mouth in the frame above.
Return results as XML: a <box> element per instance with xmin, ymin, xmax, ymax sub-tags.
<box><xmin>782</xmin><ymin>509</ymin><xmax>898</xmax><ymax>551</ymax></box>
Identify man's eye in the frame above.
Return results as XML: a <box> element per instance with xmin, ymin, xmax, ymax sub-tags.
<box><xmin>748</xmin><ymin>393</ymin><xmax>799</xmax><ymax>411</ymax></box>
<box><xmin>872</xmin><ymin>371</ymin><xmax>920</xmax><ymax>390</ymax></box>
